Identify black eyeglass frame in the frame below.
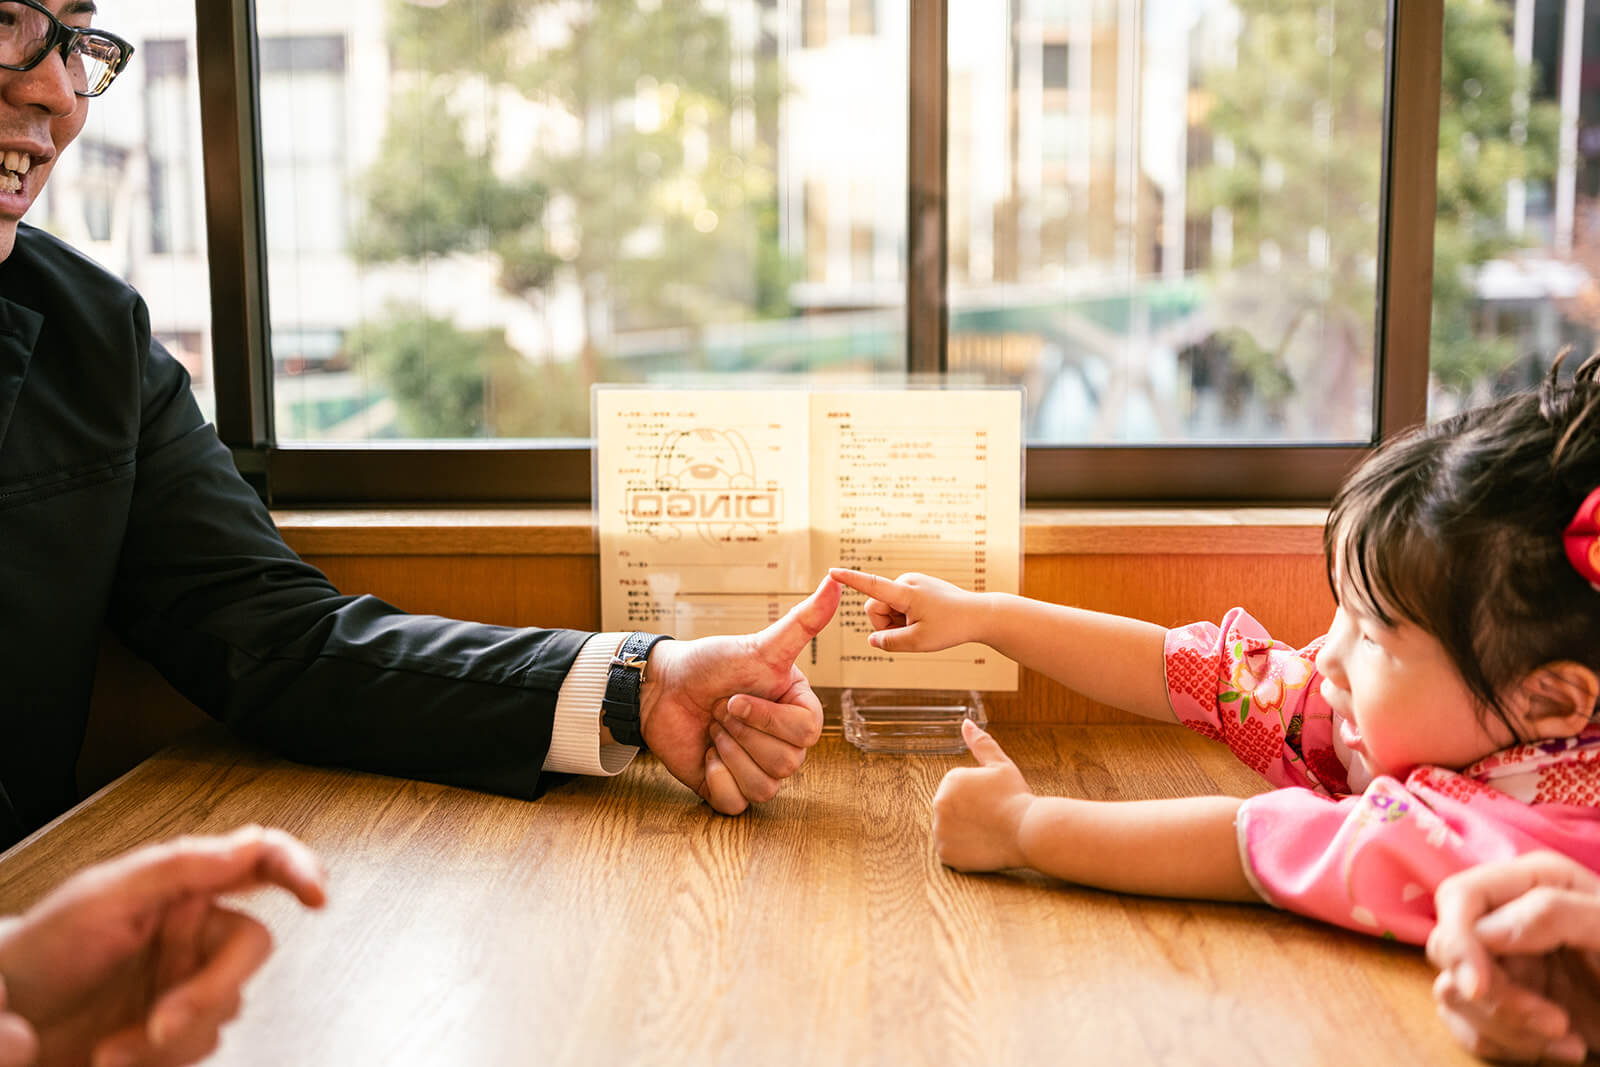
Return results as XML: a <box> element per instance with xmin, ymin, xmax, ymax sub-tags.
<box><xmin>0</xmin><ymin>0</ymin><xmax>133</xmax><ymax>98</ymax></box>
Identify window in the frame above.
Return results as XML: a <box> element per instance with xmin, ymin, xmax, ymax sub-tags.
<box><xmin>258</xmin><ymin>35</ymin><xmax>347</xmax><ymax>256</ymax></box>
<box><xmin>254</xmin><ymin>30</ymin><xmax>357</xmax><ymax>439</ymax></box>
<box><xmin>951</xmin><ymin>0</ymin><xmax>1388</xmax><ymax>446</ymax></box>
<box><xmin>191</xmin><ymin>0</ymin><xmax>1453</xmax><ymax>503</ymax></box>
<box><xmin>36</xmin><ymin>3</ymin><xmax>213</xmax><ymax>417</ymax></box>
<box><xmin>1040</xmin><ymin>43</ymin><xmax>1069</xmax><ymax>91</ymax></box>
<box><xmin>1428</xmin><ymin>0</ymin><xmax>1600</xmax><ymax>419</ymax></box>
<box><xmin>144</xmin><ymin>38</ymin><xmax>197</xmax><ymax>256</ymax></box>
<box><xmin>252</xmin><ymin>0</ymin><xmax>905</xmax><ymax>450</ymax></box>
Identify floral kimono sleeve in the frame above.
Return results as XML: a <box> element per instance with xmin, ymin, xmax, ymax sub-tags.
<box><xmin>1237</xmin><ymin>772</ymin><xmax>1600</xmax><ymax>945</ymax></box>
<box><xmin>1164</xmin><ymin>607</ymin><xmax>1346</xmax><ymax>793</ymax></box>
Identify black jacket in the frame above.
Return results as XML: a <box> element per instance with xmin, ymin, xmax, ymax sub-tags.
<box><xmin>0</xmin><ymin>223</ymin><xmax>588</xmax><ymax>847</ymax></box>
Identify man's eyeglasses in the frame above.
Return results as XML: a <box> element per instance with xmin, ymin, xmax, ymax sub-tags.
<box><xmin>0</xmin><ymin>0</ymin><xmax>133</xmax><ymax>98</ymax></box>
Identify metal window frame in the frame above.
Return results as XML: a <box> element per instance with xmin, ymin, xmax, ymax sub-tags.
<box><xmin>198</xmin><ymin>0</ymin><xmax>1440</xmax><ymax>506</ymax></box>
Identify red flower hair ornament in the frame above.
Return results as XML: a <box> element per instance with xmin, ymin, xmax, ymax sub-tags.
<box><xmin>1565</xmin><ymin>486</ymin><xmax>1600</xmax><ymax>592</ymax></box>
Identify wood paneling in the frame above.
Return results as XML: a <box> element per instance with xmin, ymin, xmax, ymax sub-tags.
<box><xmin>991</xmin><ymin>552</ymin><xmax>1335</xmax><ymax>725</ymax></box>
<box><xmin>79</xmin><ymin>513</ymin><xmax>1335</xmax><ymax>793</ymax></box>
<box><xmin>308</xmin><ymin>555</ymin><xmax>599</xmax><ymax>631</ymax></box>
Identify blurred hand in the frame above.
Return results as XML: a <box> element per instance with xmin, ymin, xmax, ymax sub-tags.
<box><xmin>0</xmin><ymin>975</ymin><xmax>38</xmax><ymax>1067</ymax></box>
<box><xmin>0</xmin><ymin>825</ymin><xmax>326</xmax><ymax>1067</ymax></box>
<box><xmin>639</xmin><ymin>576</ymin><xmax>841</xmax><ymax>814</ymax></box>
<box><xmin>931</xmin><ymin>719</ymin><xmax>1035</xmax><ymax>873</ymax></box>
<box><xmin>828</xmin><ymin>568</ymin><xmax>985</xmax><ymax>653</ymax></box>
<box><xmin>1427</xmin><ymin>851</ymin><xmax>1600</xmax><ymax>1064</ymax></box>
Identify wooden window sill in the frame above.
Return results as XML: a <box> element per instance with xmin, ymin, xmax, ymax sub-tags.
<box><xmin>272</xmin><ymin>506</ymin><xmax>1329</xmax><ymax>557</ymax></box>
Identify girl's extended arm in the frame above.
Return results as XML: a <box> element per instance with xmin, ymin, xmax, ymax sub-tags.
<box><xmin>828</xmin><ymin>568</ymin><xmax>1174</xmax><ymax>722</ymax></box>
<box><xmin>934</xmin><ymin>720</ymin><xmax>1259</xmax><ymax>902</ymax></box>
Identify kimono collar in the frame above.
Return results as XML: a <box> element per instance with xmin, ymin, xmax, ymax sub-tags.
<box><xmin>1457</xmin><ymin>724</ymin><xmax>1600</xmax><ymax>807</ymax></box>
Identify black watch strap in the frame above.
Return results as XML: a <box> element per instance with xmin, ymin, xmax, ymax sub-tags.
<box><xmin>602</xmin><ymin>632</ymin><xmax>673</xmax><ymax>749</ymax></box>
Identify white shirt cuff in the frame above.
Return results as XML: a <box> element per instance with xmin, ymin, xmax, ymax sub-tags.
<box><xmin>543</xmin><ymin>632</ymin><xmax>639</xmax><ymax>776</ymax></box>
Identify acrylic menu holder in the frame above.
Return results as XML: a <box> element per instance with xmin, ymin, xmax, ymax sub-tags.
<box><xmin>840</xmin><ymin>688</ymin><xmax>987</xmax><ymax>754</ymax></box>
<box><xmin>593</xmin><ymin>382</ymin><xmax>1022</xmax><ymax>754</ymax></box>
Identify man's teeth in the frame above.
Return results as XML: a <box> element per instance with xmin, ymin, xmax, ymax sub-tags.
<box><xmin>0</xmin><ymin>151</ymin><xmax>28</xmax><ymax>193</ymax></box>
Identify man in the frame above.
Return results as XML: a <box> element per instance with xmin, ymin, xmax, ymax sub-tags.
<box><xmin>0</xmin><ymin>0</ymin><xmax>839</xmax><ymax>845</ymax></box>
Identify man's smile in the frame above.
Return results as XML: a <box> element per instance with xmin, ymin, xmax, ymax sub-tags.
<box><xmin>0</xmin><ymin>141</ymin><xmax>50</xmax><ymax>213</ymax></box>
<box><xmin>0</xmin><ymin>149</ymin><xmax>33</xmax><ymax>194</ymax></box>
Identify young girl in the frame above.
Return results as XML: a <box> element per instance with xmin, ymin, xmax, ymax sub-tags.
<box><xmin>830</xmin><ymin>353</ymin><xmax>1600</xmax><ymax>946</ymax></box>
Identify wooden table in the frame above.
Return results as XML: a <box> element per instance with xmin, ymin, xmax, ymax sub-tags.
<box><xmin>0</xmin><ymin>725</ymin><xmax>1477</xmax><ymax>1066</ymax></box>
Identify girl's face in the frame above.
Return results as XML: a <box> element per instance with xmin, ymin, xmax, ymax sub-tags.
<box><xmin>1314</xmin><ymin>597</ymin><xmax>1516</xmax><ymax>785</ymax></box>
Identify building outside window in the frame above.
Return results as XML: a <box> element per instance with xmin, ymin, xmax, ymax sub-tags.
<box><xmin>33</xmin><ymin>1</ymin><xmax>213</xmax><ymax>415</ymax></box>
<box><xmin>31</xmin><ymin>1</ymin><xmax>1600</xmax><ymax>497</ymax></box>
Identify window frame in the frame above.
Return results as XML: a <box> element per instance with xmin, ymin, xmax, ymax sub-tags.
<box><xmin>196</xmin><ymin>0</ymin><xmax>1439</xmax><ymax>506</ymax></box>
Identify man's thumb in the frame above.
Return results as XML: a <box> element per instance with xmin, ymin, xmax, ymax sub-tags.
<box><xmin>757</xmin><ymin>577</ymin><xmax>841</xmax><ymax>664</ymax></box>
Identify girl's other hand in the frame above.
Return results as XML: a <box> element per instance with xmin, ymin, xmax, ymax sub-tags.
<box><xmin>931</xmin><ymin>719</ymin><xmax>1034</xmax><ymax>872</ymax></box>
<box><xmin>827</xmin><ymin>568</ymin><xmax>985</xmax><ymax>652</ymax></box>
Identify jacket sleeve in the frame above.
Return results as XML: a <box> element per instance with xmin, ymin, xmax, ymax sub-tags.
<box><xmin>105</xmin><ymin>300</ymin><xmax>589</xmax><ymax>800</ymax></box>
<box><xmin>1164</xmin><ymin>608</ymin><xmax>1344</xmax><ymax>792</ymax></box>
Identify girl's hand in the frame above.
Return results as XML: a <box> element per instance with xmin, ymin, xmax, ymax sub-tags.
<box><xmin>931</xmin><ymin>720</ymin><xmax>1034</xmax><ymax>872</ymax></box>
<box><xmin>827</xmin><ymin>568</ymin><xmax>986</xmax><ymax>652</ymax></box>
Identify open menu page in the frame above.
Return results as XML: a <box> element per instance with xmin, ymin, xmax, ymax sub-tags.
<box><xmin>594</xmin><ymin>388</ymin><xmax>1020</xmax><ymax>690</ymax></box>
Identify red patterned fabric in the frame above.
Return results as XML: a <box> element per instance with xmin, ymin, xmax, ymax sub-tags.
<box><xmin>1164</xmin><ymin>608</ymin><xmax>1332</xmax><ymax>793</ymax></box>
<box><xmin>1166</xmin><ymin>609</ymin><xmax>1600</xmax><ymax>944</ymax></box>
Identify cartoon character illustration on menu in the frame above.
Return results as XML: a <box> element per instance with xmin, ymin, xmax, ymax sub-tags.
<box><xmin>634</xmin><ymin>427</ymin><xmax>779</xmax><ymax>545</ymax></box>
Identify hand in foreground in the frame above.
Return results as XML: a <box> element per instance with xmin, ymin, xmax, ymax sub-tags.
<box><xmin>931</xmin><ymin>719</ymin><xmax>1036</xmax><ymax>872</ymax></box>
<box><xmin>640</xmin><ymin>576</ymin><xmax>841</xmax><ymax>814</ymax></box>
<box><xmin>827</xmin><ymin>568</ymin><xmax>985</xmax><ymax>653</ymax></box>
<box><xmin>0</xmin><ymin>976</ymin><xmax>37</xmax><ymax>1067</ymax></box>
<box><xmin>0</xmin><ymin>825</ymin><xmax>326</xmax><ymax>1067</ymax></box>
<box><xmin>1427</xmin><ymin>851</ymin><xmax>1600</xmax><ymax>1064</ymax></box>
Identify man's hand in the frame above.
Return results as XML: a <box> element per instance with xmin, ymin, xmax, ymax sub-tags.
<box><xmin>828</xmin><ymin>568</ymin><xmax>985</xmax><ymax>653</ymax></box>
<box><xmin>638</xmin><ymin>576</ymin><xmax>841</xmax><ymax>814</ymax></box>
<box><xmin>1427</xmin><ymin>851</ymin><xmax>1600</xmax><ymax>1064</ymax></box>
<box><xmin>0</xmin><ymin>975</ymin><xmax>38</xmax><ymax>1067</ymax></box>
<box><xmin>0</xmin><ymin>825</ymin><xmax>326</xmax><ymax>1067</ymax></box>
<box><xmin>930</xmin><ymin>719</ymin><xmax>1035</xmax><ymax>872</ymax></box>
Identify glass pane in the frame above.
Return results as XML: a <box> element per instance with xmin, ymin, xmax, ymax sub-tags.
<box><xmin>29</xmin><ymin>1</ymin><xmax>214</xmax><ymax>418</ymax></box>
<box><xmin>1429</xmin><ymin>0</ymin><xmax>1594</xmax><ymax>418</ymax></box>
<box><xmin>948</xmin><ymin>0</ymin><xmax>1388</xmax><ymax>444</ymax></box>
<box><xmin>258</xmin><ymin>0</ymin><xmax>906</xmax><ymax>444</ymax></box>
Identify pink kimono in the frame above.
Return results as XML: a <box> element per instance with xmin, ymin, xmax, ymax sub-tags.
<box><xmin>1165</xmin><ymin>608</ymin><xmax>1600</xmax><ymax>944</ymax></box>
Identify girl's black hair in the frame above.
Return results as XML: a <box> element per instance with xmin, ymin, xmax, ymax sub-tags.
<box><xmin>1324</xmin><ymin>350</ymin><xmax>1600</xmax><ymax>734</ymax></box>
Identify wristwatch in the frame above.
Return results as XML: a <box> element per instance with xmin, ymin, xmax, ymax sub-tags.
<box><xmin>602</xmin><ymin>632</ymin><xmax>674</xmax><ymax>749</ymax></box>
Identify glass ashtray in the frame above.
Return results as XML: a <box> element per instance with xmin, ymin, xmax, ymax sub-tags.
<box><xmin>840</xmin><ymin>688</ymin><xmax>986</xmax><ymax>754</ymax></box>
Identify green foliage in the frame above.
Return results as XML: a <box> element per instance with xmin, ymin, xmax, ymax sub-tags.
<box><xmin>352</xmin><ymin>89</ymin><xmax>554</xmax><ymax>275</ymax></box>
<box><xmin>1186</xmin><ymin>0</ymin><xmax>1389</xmax><ymax>430</ymax></box>
<box><xmin>389</xmin><ymin>0</ymin><xmax>524</xmax><ymax>78</ymax></box>
<box><xmin>1192</xmin><ymin>0</ymin><xmax>1557</xmax><ymax>411</ymax></box>
<box><xmin>1430</xmin><ymin>0</ymin><xmax>1559</xmax><ymax>394</ymax></box>
<box><xmin>348</xmin><ymin>311</ymin><xmax>509</xmax><ymax>438</ymax></box>
<box><xmin>353</xmin><ymin>0</ymin><xmax>797</xmax><ymax>439</ymax></box>
<box><xmin>351</xmin><ymin>309</ymin><xmax>598</xmax><ymax>438</ymax></box>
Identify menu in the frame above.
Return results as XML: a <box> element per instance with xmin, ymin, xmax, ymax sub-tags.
<box><xmin>594</xmin><ymin>387</ymin><xmax>1021</xmax><ymax>690</ymax></box>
